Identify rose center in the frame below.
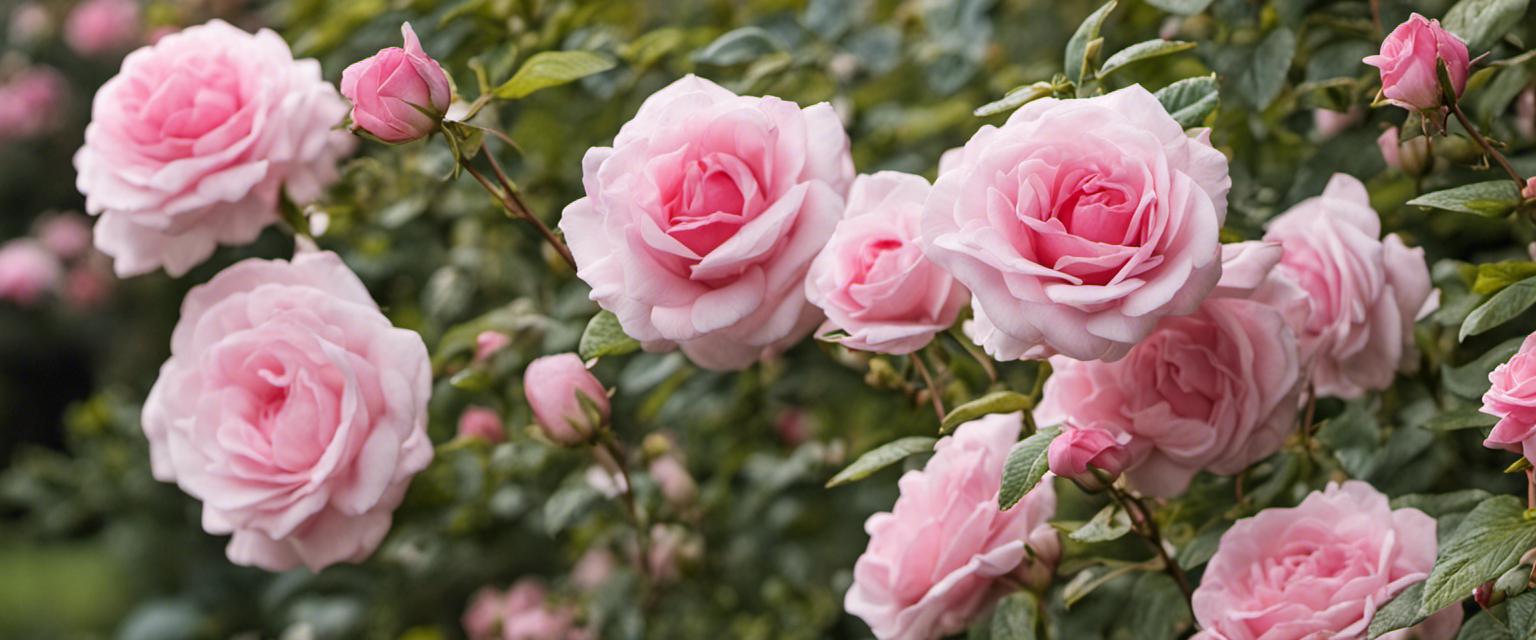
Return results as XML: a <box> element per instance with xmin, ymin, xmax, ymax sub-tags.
<box><xmin>664</xmin><ymin>153</ymin><xmax>760</xmax><ymax>256</ymax></box>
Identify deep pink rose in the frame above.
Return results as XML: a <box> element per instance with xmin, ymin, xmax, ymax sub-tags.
<box><xmin>805</xmin><ymin>171</ymin><xmax>968</xmax><ymax>354</ymax></box>
<box><xmin>140</xmin><ymin>250</ymin><xmax>433</xmax><ymax>571</ymax></box>
<box><xmin>457</xmin><ymin>406</ymin><xmax>506</xmax><ymax>443</ymax></box>
<box><xmin>523</xmin><ymin>353</ymin><xmax>608</xmax><ymax>445</ymax></box>
<box><xmin>560</xmin><ymin>75</ymin><xmax>854</xmax><ymax>370</ymax></box>
<box><xmin>1046</xmin><ymin>427</ymin><xmax>1131</xmax><ymax>481</ymax></box>
<box><xmin>925</xmin><ymin>85</ymin><xmax>1230</xmax><ymax>362</ymax></box>
<box><xmin>74</xmin><ymin>20</ymin><xmax>354</xmax><ymax>277</ymax></box>
<box><xmin>1193</xmin><ymin>481</ymin><xmax>1461</xmax><ymax>640</ymax></box>
<box><xmin>64</xmin><ymin>0</ymin><xmax>140</xmax><ymax>57</ymax></box>
<box><xmin>1364</xmin><ymin>13</ymin><xmax>1470</xmax><ymax>113</ymax></box>
<box><xmin>0</xmin><ymin>65</ymin><xmax>66</xmax><ymax>142</ymax></box>
<box><xmin>340</xmin><ymin>22</ymin><xmax>451</xmax><ymax>144</ymax></box>
<box><xmin>1036</xmin><ymin>242</ymin><xmax>1304</xmax><ymax>497</ymax></box>
<box><xmin>0</xmin><ymin>240</ymin><xmax>61</xmax><ymax>305</ymax></box>
<box><xmin>844</xmin><ymin>413</ymin><xmax>1059</xmax><ymax>640</ymax></box>
<box><xmin>1264</xmin><ymin>173</ymin><xmax>1435</xmax><ymax>399</ymax></box>
<box><xmin>1481</xmin><ymin>333</ymin><xmax>1536</xmax><ymax>464</ymax></box>
<box><xmin>462</xmin><ymin>578</ymin><xmax>589</xmax><ymax>640</ymax></box>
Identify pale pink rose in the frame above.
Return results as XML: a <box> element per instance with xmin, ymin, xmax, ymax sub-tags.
<box><xmin>1481</xmin><ymin>333</ymin><xmax>1536</xmax><ymax>464</ymax></box>
<box><xmin>924</xmin><ymin>85</ymin><xmax>1230</xmax><ymax>362</ymax></box>
<box><xmin>1036</xmin><ymin>242</ymin><xmax>1304</xmax><ymax>497</ymax></box>
<box><xmin>805</xmin><ymin>171</ymin><xmax>968</xmax><ymax>354</ymax></box>
<box><xmin>845</xmin><ymin>413</ymin><xmax>1059</xmax><ymax>640</ymax></box>
<box><xmin>571</xmin><ymin>547</ymin><xmax>616</xmax><ymax>591</ymax></box>
<box><xmin>457</xmin><ymin>406</ymin><xmax>506</xmax><ymax>443</ymax></box>
<box><xmin>140</xmin><ymin>250</ymin><xmax>433</xmax><ymax>571</ymax></box>
<box><xmin>560</xmin><ymin>75</ymin><xmax>854</xmax><ymax>370</ymax></box>
<box><xmin>523</xmin><ymin>353</ymin><xmax>608</xmax><ymax>445</ymax></box>
<box><xmin>648</xmin><ymin>455</ymin><xmax>697</xmax><ymax>507</ymax></box>
<box><xmin>1523</xmin><ymin>177</ymin><xmax>1536</xmax><ymax>200</ymax></box>
<box><xmin>0</xmin><ymin>65</ymin><xmax>66</xmax><ymax>142</ymax></box>
<box><xmin>1046</xmin><ymin>427</ymin><xmax>1131</xmax><ymax>480</ymax></box>
<box><xmin>1264</xmin><ymin>173</ymin><xmax>1436</xmax><ymax>399</ymax></box>
<box><xmin>475</xmin><ymin>330</ymin><xmax>511</xmax><ymax>362</ymax></box>
<box><xmin>1193</xmin><ymin>481</ymin><xmax>1461</xmax><ymax>640</ymax></box>
<box><xmin>340</xmin><ymin>22</ymin><xmax>451</xmax><ymax>144</ymax></box>
<box><xmin>74</xmin><ymin>20</ymin><xmax>354</xmax><ymax>277</ymax></box>
<box><xmin>36</xmin><ymin>213</ymin><xmax>93</xmax><ymax>260</ymax></box>
<box><xmin>1518</xmin><ymin>88</ymin><xmax>1535</xmax><ymax>140</ymax></box>
<box><xmin>1377</xmin><ymin>128</ymin><xmax>1401</xmax><ymax>170</ymax></box>
<box><xmin>462</xmin><ymin>579</ymin><xmax>588</xmax><ymax>640</ymax></box>
<box><xmin>1364</xmin><ymin>13</ymin><xmax>1470</xmax><ymax>113</ymax></box>
<box><xmin>0</xmin><ymin>240</ymin><xmax>61</xmax><ymax>305</ymax></box>
<box><xmin>1313</xmin><ymin>107</ymin><xmax>1361</xmax><ymax>140</ymax></box>
<box><xmin>63</xmin><ymin>0</ymin><xmax>141</xmax><ymax>57</ymax></box>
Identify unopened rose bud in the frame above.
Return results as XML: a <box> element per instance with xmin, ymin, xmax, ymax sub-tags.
<box><xmin>473</xmin><ymin>330</ymin><xmax>510</xmax><ymax>363</ymax></box>
<box><xmin>648</xmin><ymin>455</ymin><xmax>697</xmax><ymax>508</ymax></box>
<box><xmin>523</xmin><ymin>353</ymin><xmax>609</xmax><ymax>445</ymax></box>
<box><xmin>1364</xmin><ymin>13</ymin><xmax>1469</xmax><ymax>113</ymax></box>
<box><xmin>339</xmin><ymin>22</ymin><xmax>451</xmax><ymax>143</ymax></box>
<box><xmin>456</xmin><ymin>405</ymin><xmax>505</xmax><ymax>443</ymax></box>
<box><xmin>1047</xmin><ymin>427</ymin><xmax>1131</xmax><ymax>491</ymax></box>
<box><xmin>1377</xmin><ymin>127</ymin><xmax>1434</xmax><ymax>177</ymax></box>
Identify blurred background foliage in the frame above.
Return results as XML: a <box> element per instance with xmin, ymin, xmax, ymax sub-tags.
<box><xmin>1</xmin><ymin>0</ymin><xmax>1534</xmax><ymax>637</ymax></box>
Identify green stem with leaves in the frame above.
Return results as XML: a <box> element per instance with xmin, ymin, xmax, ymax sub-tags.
<box><xmin>1104</xmin><ymin>481</ymin><xmax>1195</xmax><ymax>604</ymax></box>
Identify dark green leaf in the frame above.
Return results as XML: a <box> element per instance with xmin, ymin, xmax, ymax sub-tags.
<box><xmin>1409</xmin><ymin>181</ymin><xmax>1524</xmax><ymax>218</ymax></box>
<box><xmin>692</xmin><ymin>26</ymin><xmax>785</xmax><ymax>66</ymax></box>
<box><xmin>1367</xmin><ymin>581</ymin><xmax>1429</xmax><ymax>638</ymax></box>
<box><xmin>1064</xmin><ymin>1</ymin><xmax>1117</xmax><ymax>85</ymax></box>
<box><xmin>1444</xmin><ymin>0</ymin><xmax>1531</xmax><ymax>52</ymax></box>
<box><xmin>1420</xmin><ymin>495</ymin><xmax>1536</xmax><ymax>615</ymax></box>
<box><xmin>1127</xmin><ymin>573</ymin><xmax>1192</xmax><ymax>640</ymax></box>
<box><xmin>989</xmin><ymin>591</ymin><xmax>1039</xmax><ymax>640</ymax></box>
<box><xmin>543</xmin><ymin>484</ymin><xmax>599</xmax><ymax>535</ymax></box>
<box><xmin>579</xmin><ymin>311</ymin><xmax>641</xmax><ymax>360</ymax></box>
<box><xmin>1461</xmin><ymin>276</ymin><xmax>1536</xmax><ymax>341</ymax></box>
<box><xmin>1097</xmin><ymin>40</ymin><xmax>1196</xmax><ymax>78</ymax></box>
<box><xmin>940</xmin><ymin>391</ymin><xmax>1034</xmax><ymax>434</ymax></box>
<box><xmin>1444</xmin><ymin>337</ymin><xmax>1526</xmax><ymax>398</ymax></box>
<box><xmin>1509</xmin><ymin>591</ymin><xmax>1536</xmax><ymax>638</ymax></box>
<box><xmin>1456</xmin><ymin>609</ymin><xmax>1515</xmax><ymax>640</ymax></box>
<box><xmin>1316</xmin><ymin>401</ymin><xmax>1379</xmax><ymax>478</ymax></box>
<box><xmin>1145</xmin><ymin>0</ymin><xmax>1215</xmax><ymax>15</ymax></box>
<box><xmin>1155</xmin><ymin>75</ymin><xmax>1220</xmax><ymax>128</ymax></box>
<box><xmin>998</xmin><ymin>426</ymin><xmax>1061</xmax><ymax>509</ymax></box>
<box><xmin>1177</xmin><ymin>524</ymin><xmax>1229</xmax><ymax>570</ymax></box>
<box><xmin>1236</xmin><ymin>28</ymin><xmax>1296</xmax><ymax>109</ymax></box>
<box><xmin>825</xmin><ymin>437</ymin><xmax>937</xmax><ymax>488</ymax></box>
<box><xmin>1425</xmin><ymin>408</ymin><xmax>1499</xmax><ymax>431</ymax></box>
<box><xmin>975</xmin><ymin>82</ymin><xmax>1055</xmax><ymax>117</ymax></box>
<box><xmin>1068</xmin><ymin>503</ymin><xmax>1132</xmax><ymax>543</ymax></box>
<box><xmin>494</xmin><ymin>51</ymin><xmax>615</xmax><ymax>99</ymax></box>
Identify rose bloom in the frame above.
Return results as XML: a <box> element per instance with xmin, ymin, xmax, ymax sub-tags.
<box><xmin>1193</xmin><ymin>481</ymin><xmax>1461</xmax><ymax>640</ymax></box>
<box><xmin>523</xmin><ymin>353</ymin><xmax>609</xmax><ymax>445</ymax></box>
<box><xmin>561</xmin><ymin>75</ymin><xmax>854</xmax><ymax>370</ymax></box>
<box><xmin>0</xmin><ymin>239</ymin><xmax>62</xmax><ymax>305</ymax></box>
<box><xmin>1481</xmin><ymin>332</ymin><xmax>1536</xmax><ymax>464</ymax></box>
<box><xmin>1037</xmin><ymin>242</ymin><xmax>1304</xmax><ymax>497</ymax></box>
<box><xmin>1264</xmin><ymin>173</ymin><xmax>1435</xmax><ymax>399</ymax></box>
<box><xmin>924</xmin><ymin>85</ymin><xmax>1230</xmax><ymax>362</ymax></box>
<box><xmin>0</xmin><ymin>65</ymin><xmax>67</xmax><ymax>142</ymax></box>
<box><xmin>74</xmin><ymin>20</ymin><xmax>354</xmax><ymax>277</ymax></box>
<box><xmin>1312</xmin><ymin>107</ymin><xmax>1360</xmax><ymax>140</ymax></box>
<box><xmin>340</xmin><ymin>22</ymin><xmax>451</xmax><ymax>143</ymax></box>
<box><xmin>845</xmin><ymin>413</ymin><xmax>1059</xmax><ymax>640</ymax></box>
<box><xmin>64</xmin><ymin>0</ymin><xmax>140</xmax><ymax>57</ymax></box>
<box><xmin>36</xmin><ymin>213</ymin><xmax>94</xmax><ymax>260</ymax></box>
<box><xmin>140</xmin><ymin>250</ymin><xmax>433</xmax><ymax>571</ymax></box>
<box><xmin>805</xmin><ymin>171</ymin><xmax>968</xmax><ymax>354</ymax></box>
<box><xmin>1364</xmin><ymin>13</ymin><xmax>1470</xmax><ymax>113</ymax></box>
<box><xmin>462</xmin><ymin>578</ymin><xmax>589</xmax><ymax>640</ymax></box>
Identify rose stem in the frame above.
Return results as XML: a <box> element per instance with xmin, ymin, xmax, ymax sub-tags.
<box><xmin>1103</xmin><ymin>480</ymin><xmax>1194</xmax><ymax>603</ymax></box>
<box><xmin>910</xmin><ymin>353</ymin><xmax>946</xmax><ymax>422</ymax></box>
<box><xmin>1449</xmin><ymin>101</ymin><xmax>1527</xmax><ymax>191</ymax></box>
<box><xmin>596</xmin><ymin>432</ymin><xmax>654</xmax><ymax>587</ymax></box>
<box><xmin>460</xmin><ymin>159</ymin><xmax>578</xmax><ymax>270</ymax></box>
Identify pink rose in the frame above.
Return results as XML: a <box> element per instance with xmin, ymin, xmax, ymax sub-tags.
<box><xmin>1313</xmin><ymin>107</ymin><xmax>1360</xmax><ymax>140</ymax></box>
<box><xmin>36</xmin><ymin>213</ymin><xmax>93</xmax><ymax>260</ymax></box>
<box><xmin>1264</xmin><ymin>173</ymin><xmax>1436</xmax><ymax>399</ymax></box>
<box><xmin>1193</xmin><ymin>481</ymin><xmax>1461</xmax><ymax>640</ymax></box>
<box><xmin>1036</xmin><ymin>242</ymin><xmax>1304</xmax><ymax>497</ymax></box>
<box><xmin>1377</xmin><ymin>128</ymin><xmax>1401</xmax><ymax>170</ymax></box>
<box><xmin>462</xmin><ymin>578</ymin><xmax>588</xmax><ymax>640</ymax></box>
<box><xmin>844</xmin><ymin>413</ymin><xmax>1059</xmax><ymax>640</ymax></box>
<box><xmin>1518</xmin><ymin>88</ymin><xmax>1535</xmax><ymax>140</ymax></box>
<box><xmin>0</xmin><ymin>65</ymin><xmax>67</xmax><ymax>142</ymax></box>
<box><xmin>140</xmin><ymin>250</ymin><xmax>433</xmax><ymax>571</ymax></box>
<box><xmin>0</xmin><ymin>240</ymin><xmax>61</xmax><ymax>305</ymax></box>
<box><xmin>340</xmin><ymin>22</ymin><xmax>451</xmax><ymax>144</ymax></box>
<box><xmin>1364</xmin><ymin>13</ymin><xmax>1470</xmax><ymax>113</ymax></box>
<box><xmin>560</xmin><ymin>75</ymin><xmax>854</xmax><ymax>370</ymax></box>
<box><xmin>457</xmin><ymin>406</ymin><xmax>506</xmax><ymax>443</ymax></box>
<box><xmin>523</xmin><ymin>353</ymin><xmax>608</xmax><ymax>445</ymax></box>
<box><xmin>1046</xmin><ymin>427</ymin><xmax>1131</xmax><ymax>480</ymax></box>
<box><xmin>64</xmin><ymin>0</ymin><xmax>140</xmax><ymax>57</ymax></box>
<box><xmin>648</xmin><ymin>454</ymin><xmax>697</xmax><ymax>508</ymax></box>
<box><xmin>74</xmin><ymin>20</ymin><xmax>354</xmax><ymax>277</ymax></box>
<box><xmin>805</xmin><ymin>171</ymin><xmax>968</xmax><ymax>354</ymax></box>
<box><xmin>64</xmin><ymin>262</ymin><xmax>112</xmax><ymax>308</ymax></box>
<box><xmin>1377</xmin><ymin>127</ymin><xmax>1433</xmax><ymax>176</ymax></box>
<box><xmin>924</xmin><ymin>85</ymin><xmax>1230</xmax><ymax>362</ymax></box>
<box><xmin>474</xmin><ymin>330</ymin><xmax>511</xmax><ymax>362</ymax></box>
<box><xmin>1481</xmin><ymin>333</ymin><xmax>1536</xmax><ymax>464</ymax></box>
<box><xmin>1524</xmin><ymin>177</ymin><xmax>1536</xmax><ymax>201</ymax></box>
<box><xmin>571</xmin><ymin>547</ymin><xmax>616</xmax><ymax>591</ymax></box>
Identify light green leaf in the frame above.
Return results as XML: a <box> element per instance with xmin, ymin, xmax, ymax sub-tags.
<box><xmin>1367</xmin><ymin>581</ymin><xmax>1428</xmax><ymax>638</ymax></box>
<box><xmin>1097</xmin><ymin>40</ymin><xmax>1196</xmax><ymax>78</ymax></box>
<box><xmin>1392</xmin><ymin>489</ymin><xmax>1496</xmax><ymax>518</ymax></box>
<box><xmin>494</xmin><ymin>51</ymin><xmax>615</xmax><ymax>100</ymax></box>
<box><xmin>998</xmin><ymin>426</ymin><xmax>1061</xmax><ymax>509</ymax></box>
<box><xmin>1461</xmin><ymin>276</ymin><xmax>1536</xmax><ymax>341</ymax></box>
<box><xmin>1425</xmin><ymin>408</ymin><xmax>1499</xmax><ymax>431</ymax></box>
<box><xmin>1409</xmin><ymin>181</ymin><xmax>1524</xmax><ymax>218</ymax></box>
<box><xmin>940</xmin><ymin>391</ymin><xmax>1034</xmax><ymax>434</ymax></box>
<box><xmin>1064</xmin><ymin>1</ymin><xmax>1117</xmax><ymax>85</ymax></box>
<box><xmin>543</xmin><ymin>484</ymin><xmax>599</xmax><ymax>535</ymax></box>
<box><xmin>692</xmin><ymin>26</ymin><xmax>785</xmax><ymax>66</ymax></box>
<box><xmin>1455</xmin><ymin>609</ymin><xmax>1515</xmax><ymax>640</ymax></box>
<box><xmin>975</xmin><ymin>82</ymin><xmax>1055</xmax><ymax>117</ymax></box>
<box><xmin>1069</xmin><ymin>503</ymin><xmax>1132</xmax><ymax>543</ymax></box>
<box><xmin>1154</xmin><ymin>75</ymin><xmax>1220</xmax><ymax>128</ymax></box>
<box><xmin>1509</xmin><ymin>591</ymin><xmax>1536</xmax><ymax>637</ymax></box>
<box><xmin>1237</xmin><ymin>28</ymin><xmax>1296</xmax><ymax>109</ymax></box>
<box><xmin>622</xmin><ymin>27</ymin><xmax>686</xmax><ymax>69</ymax></box>
<box><xmin>1474</xmin><ymin>261</ymin><xmax>1536</xmax><ymax>295</ymax></box>
<box><xmin>579</xmin><ymin>310</ymin><xmax>641</xmax><ymax>360</ymax></box>
<box><xmin>1145</xmin><ymin>0</ymin><xmax>1215</xmax><ymax>15</ymax></box>
<box><xmin>1420</xmin><ymin>495</ymin><xmax>1536</xmax><ymax>615</ymax></box>
<box><xmin>825</xmin><ymin>437</ymin><xmax>937</xmax><ymax>488</ymax></box>
<box><xmin>1444</xmin><ymin>0</ymin><xmax>1531</xmax><ymax>52</ymax></box>
<box><xmin>989</xmin><ymin>591</ymin><xmax>1039</xmax><ymax>640</ymax></box>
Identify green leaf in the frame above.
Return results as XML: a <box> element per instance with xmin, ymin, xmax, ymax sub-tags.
<box><xmin>1069</xmin><ymin>503</ymin><xmax>1132</xmax><ymax>543</ymax></box>
<box><xmin>975</xmin><ymin>82</ymin><xmax>1055</xmax><ymax>117</ymax></box>
<box><xmin>622</xmin><ymin>27</ymin><xmax>686</xmax><ymax>69</ymax></box>
<box><xmin>1177</xmin><ymin>524</ymin><xmax>1229</xmax><ymax>570</ymax></box>
<box><xmin>989</xmin><ymin>591</ymin><xmax>1039</xmax><ymax>640</ymax></box>
<box><xmin>1420</xmin><ymin>495</ymin><xmax>1536</xmax><ymax>615</ymax></box>
<box><xmin>1456</xmin><ymin>609</ymin><xmax>1516</xmax><ymax>640</ymax></box>
<box><xmin>543</xmin><ymin>484</ymin><xmax>599</xmax><ymax>535</ymax></box>
<box><xmin>825</xmin><ymin>437</ymin><xmax>937</xmax><ymax>488</ymax></box>
<box><xmin>1461</xmin><ymin>276</ymin><xmax>1536</xmax><ymax>341</ymax></box>
<box><xmin>1064</xmin><ymin>1</ymin><xmax>1117</xmax><ymax>85</ymax></box>
<box><xmin>1474</xmin><ymin>261</ymin><xmax>1536</xmax><ymax>295</ymax></box>
<box><xmin>1409</xmin><ymin>181</ymin><xmax>1524</xmax><ymax>218</ymax></box>
<box><xmin>692</xmin><ymin>26</ymin><xmax>785</xmax><ymax>66</ymax></box>
<box><xmin>1509</xmin><ymin>591</ymin><xmax>1536</xmax><ymax>638</ymax></box>
<box><xmin>998</xmin><ymin>426</ymin><xmax>1061</xmax><ymax>509</ymax></box>
<box><xmin>1315</xmin><ymin>401</ymin><xmax>1379</xmax><ymax>478</ymax></box>
<box><xmin>1127</xmin><ymin>573</ymin><xmax>1192</xmax><ymax>640</ymax></box>
<box><xmin>578</xmin><ymin>311</ymin><xmax>641</xmax><ymax>360</ymax></box>
<box><xmin>1144</xmin><ymin>0</ymin><xmax>1215</xmax><ymax>15</ymax></box>
<box><xmin>1096</xmin><ymin>40</ymin><xmax>1196</xmax><ymax>78</ymax></box>
<box><xmin>940</xmin><ymin>391</ymin><xmax>1034</xmax><ymax>434</ymax></box>
<box><xmin>1444</xmin><ymin>0</ymin><xmax>1531</xmax><ymax>52</ymax></box>
<box><xmin>493</xmin><ymin>51</ymin><xmax>615</xmax><ymax>100</ymax></box>
<box><xmin>1154</xmin><ymin>75</ymin><xmax>1220</xmax><ymax>128</ymax></box>
<box><xmin>1236</xmin><ymin>28</ymin><xmax>1296</xmax><ymax>109</ymax></box>
<box><xmin>1443</xmin><ymin>337</ymin><xmax>1525</xmax><ymax>398</ymax></box>
<box><xmin>1425</xmin><ymin>408</ymin><xmax>1499</xmax><ymax>431</ymax></box>
<box><xmin>1367</xmin><ymin>581</ymin><xmax>1429</xmax><ymax>639</ymax></box>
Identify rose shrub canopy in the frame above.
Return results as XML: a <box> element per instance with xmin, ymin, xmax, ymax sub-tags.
<box><xmin>3</xmin><ymin>1</ymin><xmax>1536</xmax><ymax>639</ymax></box>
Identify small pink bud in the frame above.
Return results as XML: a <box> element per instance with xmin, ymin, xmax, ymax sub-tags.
<box><xmin>0</xmin><ymin>240</ymin><xmax>60</xmax><ymax>305</ymax></box>
<box><xmin>523</xmin><ymin>353</ymin><xmax>608</xmax><ymax>445</ymax></box>
<box><xmin>456</xmin><ymin>406</ymin><xmax>505</xmax><ymax>443</ymax></box>
<box><xmin>339</xmin><ymin>22</ymin><xmax>452</xmax><ymax>143</ymax></box>
<box><xmin>648</xmin><ymin>455</ymin><xmax>697</xmax><ymax>508</ymax></box>
<box><xmin>63</xmin><ymin>0</ymin><xmax>140</xmax><ymax>57</ymax></box>
<box><xmin>1523</xmin><ymin>177</ymin><xmax>1536</xmax><ymax>201</ymax></box>
<box><xmin>1047</xmin><ymin>427</ymin><xmax>1131</xmax><ymax>489</ymax></box>
<box><xmin>473</xmin><ymin>330</ymin><xmax>511</xmax><ymax>362</ymax></box>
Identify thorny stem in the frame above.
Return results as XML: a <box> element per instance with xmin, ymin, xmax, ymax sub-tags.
<box><xmin>1449</xmin><ymin>101</ymin><xmax>1527</xmax><ymax>192</ymax></box>
<box><xmin>911</xmin><ymin>353</ymin><xmax>946</xmax><ymax>422</ymax></box>
<box><xmin>596</xmin><ymin>432</ymin><xmax>653</xmax><ymax>587</ymax></box>
<box><xmin>460</xmin><ymin>159</ymin><xmax>578</xmax><ymax>270</ymax></box>
<box><xmin>1105</xmin><ymin>483</ymin><xmax>1195</xmax><ymax>604</ymax></box>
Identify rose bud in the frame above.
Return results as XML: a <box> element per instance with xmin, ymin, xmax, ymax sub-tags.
<box><xmin>1377</xmin><ymin>127</ymin><xmax>1433</xmax><ymax>177</ymax></box>
<box><xmin>1047</xmin><ymin>427</ymin><xmax>1131</xmax><ymax>491</ymax></box>
<box><xmin>473</xmin><ymin>330</ymin><xmax>511</xmax><ymax>363</ymax></box>
<box><xmin>456</xmin><ymin>406</ymin><xmax>506</xmax><ymax>444</ymax></box>
<box><xmin>339</xmin><ymin>22</ymin><xmax>451</xmax><ymax>143</ymax></box>
<box><xmin>523</xmin><ymin>353</ymin><xmax>609</xmax><ymax>445</ymax></box>
<box><xmin>1364</xmin><ymin>13</ymin><xmax>1470</xmax><ymax>113</ymax></box>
